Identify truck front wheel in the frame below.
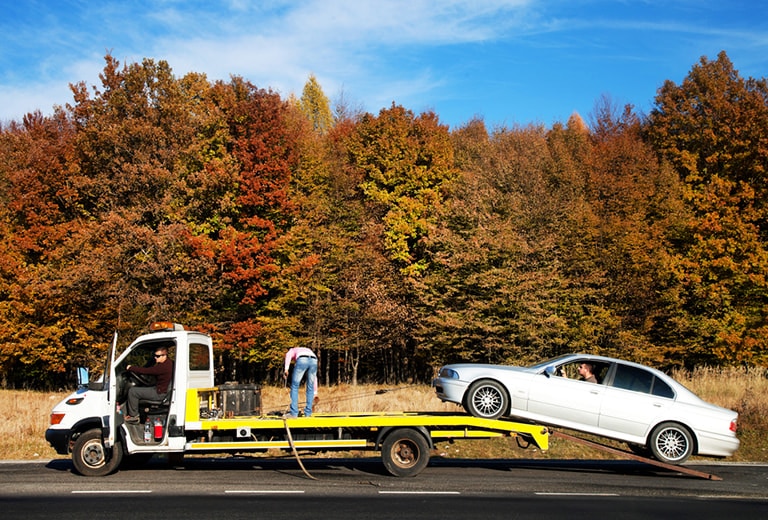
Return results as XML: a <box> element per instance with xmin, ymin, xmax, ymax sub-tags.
<box><xmin>381</xmin><ymin>428</ymin><xmax>430</xmax><ymax>477</ymax></box>
<box><xmin>72</xmin><ymin>428</ymin><xmax>124</xmax><ymax>477</ymax></box>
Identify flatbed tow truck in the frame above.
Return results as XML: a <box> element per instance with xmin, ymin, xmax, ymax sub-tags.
<box><xmin>45</xmin><ymin>322</ymin><xmax>720</xmax><ymax>480</ymax></box>
<box><xmin>45</xmin><ymin>322</ymin><xmax>552</xmax><ymax>478</ymax></box>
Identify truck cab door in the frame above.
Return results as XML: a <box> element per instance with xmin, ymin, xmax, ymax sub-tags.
<box><xmin>104</xmin><ymin>331</ymin><xmax>119</xmax><ymax>448</ymax></box>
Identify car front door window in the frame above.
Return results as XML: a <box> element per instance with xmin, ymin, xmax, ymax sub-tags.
<box><xmin>526</xmin><ymin>360</ymin><xmax>604</xmax><ymax>428</ymax></box>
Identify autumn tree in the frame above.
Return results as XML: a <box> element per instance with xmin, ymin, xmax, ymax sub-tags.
<box><xmin>421</xmin><ymin>120</ymin><xmax>590</xmax><ymax>368</ymax></box>
<box><xmin>266</xmin><ymin>99</ymin><xmax>424</xmax><ymax>384</ymax></box>
<box><xmin>647</xmin><ymin>51</ymin><xmax>768</xmax><ymax>365</ymax></box>
<box><xmin>585</xmin><ymin>99</ymin><xmax>686</xmax><ymax>365</ymax></box>
<box><xmin>64</xmin><ymin>56</ymin><xmax>221</xmax><ymax>343</ymax></box>
<box><xmin>0</xmin><ymin>110</ymin><xmax>84</xmax><ymax>387</ymax></box>
<box><xmin>299</xmin><ymin>74</ymin><xmax>334</xmax><ymax>135</ymax></box>
<box><xmin>0</xmin><ymin>55</ymin><xmax>303</xmax><ymax>386</ymax></box>
<box><xmin>346</xmin><ymin>103</ymin><xmax>457</xmax><ymax>276</ymax></box>
<box><xmin>196</xmin><ymin>77</ymin><xmax>301</xmax><ymax>382</ymax></box>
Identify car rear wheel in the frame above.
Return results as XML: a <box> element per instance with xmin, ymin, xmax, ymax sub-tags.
<box><xmin>464</xmin><ymin>379</ymin><xmax>508</xmax><ymax>420</ymax></box>
<box><xmin>648</xmin><ymin>422</ymin><xmax>694</xmax><ymax>464</ymax></box>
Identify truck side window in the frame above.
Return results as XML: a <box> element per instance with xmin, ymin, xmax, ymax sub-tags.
<box><xmin>189</xmin><ymin>343</ymin><xmax>210</xmax><ymax>371</ymax></box>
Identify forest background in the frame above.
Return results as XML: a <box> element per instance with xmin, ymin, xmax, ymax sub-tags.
<box><xmin>2</xmin><ymin>50</ymin><xmax>768</xmax><ymax>391</ymax></box>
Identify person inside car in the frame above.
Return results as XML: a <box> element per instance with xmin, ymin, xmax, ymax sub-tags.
<box><xmin>578</xmin><ymin>362</ymin><xmax>599</xmax><ymax>383</ymax></box>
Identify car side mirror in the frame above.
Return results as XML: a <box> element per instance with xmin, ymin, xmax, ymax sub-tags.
<box><xmin>544</xmin><ymin>366</ymin><xmax>556</xmax><ymax>378</ymax></box>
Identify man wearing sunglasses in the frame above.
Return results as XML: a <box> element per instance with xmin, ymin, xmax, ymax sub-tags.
<box><xmin>123</xmin><ymin>346</ymin><xmax>173</xmax><ymax>424</ymax></box>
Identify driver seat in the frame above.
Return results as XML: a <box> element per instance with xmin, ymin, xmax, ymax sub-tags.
<box><xmin>139</xmin><ymin>363</ymin><xmax>174</xmax><ymax>416</ymax></box>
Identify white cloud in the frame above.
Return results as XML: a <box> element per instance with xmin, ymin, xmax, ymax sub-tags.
<box><xmin>3</xmin><ymin>0</ymin><xmax>765</xmax><ymax>126</ymax></box>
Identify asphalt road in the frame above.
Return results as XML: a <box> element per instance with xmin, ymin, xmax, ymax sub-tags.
<box><xmin>2</xmin><ymin>456</ymin><xmax>767</xmax><ymax>519</ymax></box>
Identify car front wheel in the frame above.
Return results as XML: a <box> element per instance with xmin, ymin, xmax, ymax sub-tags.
<box><xmin>464</xmin><ymin>379</ymin><xmax>508</xmax><ymax>420</ymax></box>
<box><xmin>648</xmin><ymin>422</ymin><xmax>694</xmax><ymax>464</ymax></box>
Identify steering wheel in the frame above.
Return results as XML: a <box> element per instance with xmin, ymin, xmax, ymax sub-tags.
<box><xmin>116</xmin><ymin>370</ymin><xmax>157</xmax><ymax>402</ymax></box>
<box><xmin>127</xmin><ymin>370</ymin><xmax>156</xmax><ymax>387</ymax></box>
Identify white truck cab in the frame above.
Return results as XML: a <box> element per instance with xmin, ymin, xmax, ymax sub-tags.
<box><xmin>46</xmin><ymin>322</ymin><xmax>214</xmax><ymax>476</ymax></box>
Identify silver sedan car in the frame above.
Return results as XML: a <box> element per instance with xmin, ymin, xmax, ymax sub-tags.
<box><xmin>433</xmin><ymin>353</ymin><xmax>740</xmax><ymax>464</ymax></box>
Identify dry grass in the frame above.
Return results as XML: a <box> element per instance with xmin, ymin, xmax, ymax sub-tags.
<box><xmin>0</xmin><ymin>391</ymin><xmax>69</xmax><ymax>460</ymax></box>
<box><xmin>259</xmin><ymin>383</ymin><xmax>459</xmax><ymax>416</ymax></box>
<box><xmin>4</xmin><ymin>367</ymin><xmax>767</xmax><ymax>462</ymax></box>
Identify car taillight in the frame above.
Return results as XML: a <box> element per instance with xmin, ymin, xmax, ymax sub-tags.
<box><xmin>50</xmin><ymin>413</ymin><xmax>65</xmax><ymax>425</ymax></box>
<box><xmin>729</xmin><ymin>418</ymin><xmax>737</xmax><ymax>433</ymax></box>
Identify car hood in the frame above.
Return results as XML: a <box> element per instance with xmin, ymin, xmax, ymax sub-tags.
<box><xmin>443</xmin><ymin>363</ymin><xmax>535</xmax><ymax>377</ymax></box>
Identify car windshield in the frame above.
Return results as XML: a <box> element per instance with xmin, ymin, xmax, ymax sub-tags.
<box><xmin>527</xmin><ymin>354</ymin><xmax>574</xmax><ymax>371</ymax></box>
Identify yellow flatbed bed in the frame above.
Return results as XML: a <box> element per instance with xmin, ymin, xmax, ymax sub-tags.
<box><xmin>182</xmin><ymin>389</ymin><xmax>549</xmax><ymax>476</ymax></box>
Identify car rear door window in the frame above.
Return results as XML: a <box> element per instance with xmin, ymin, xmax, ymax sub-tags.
<box><xmin>610</xmin><ymin>364</ymin><xmax>675</xmax><ymax>399</ymax></box>
<box><xmin>651</xmin><ymin>377</ymin><xmax>675</xmax><ymax>398</ymax></box>
<box><xmin>611</xmin><ymin>364</ymin><xmax>653</xmax><ymax>393</ymax></box>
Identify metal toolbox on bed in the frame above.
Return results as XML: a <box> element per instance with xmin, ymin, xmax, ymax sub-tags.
<box><xmin>218</xmin><ymin>383</ymin><xmax>262</xmax><ymax>417</ymax></box>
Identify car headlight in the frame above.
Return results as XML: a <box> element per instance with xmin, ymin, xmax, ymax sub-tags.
<box><xmin>439</xmin><ymin>368</ymin><xmax>459</xmax><ymax>379</ymax></box>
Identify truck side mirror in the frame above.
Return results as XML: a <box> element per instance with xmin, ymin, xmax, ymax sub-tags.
<box><xmin>77</xmin><ymin>366</ymin><xmax>89</xmax><ymax>391</ymax></box>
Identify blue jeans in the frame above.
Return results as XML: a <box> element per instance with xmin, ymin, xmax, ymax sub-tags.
<box><xmin>290</xmin><ymin>356</ymin><xmax>318</xmax><ymax>416</ymax></box>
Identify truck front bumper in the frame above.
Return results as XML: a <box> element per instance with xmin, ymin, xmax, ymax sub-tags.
<box><xmin>45</xmin><ymin>428</ymin><xmax>71</xmax><ymax>455</ymax></box>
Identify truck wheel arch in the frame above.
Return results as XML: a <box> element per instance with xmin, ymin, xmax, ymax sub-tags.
<box><xmin>375</xmin><ymin>426</ymin><xmax>433</xmax><ymax>451</ymax></box>
<box><xmin>68</xmin><ymin>418</ymin><xmax>106</xmax><ymax>449</ymax></box>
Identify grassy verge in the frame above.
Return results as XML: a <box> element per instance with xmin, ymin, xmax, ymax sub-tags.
<box><xmin>4</xmin><ymin>366</ymin><xmax>766</xmax><ymax>462</ymax></box>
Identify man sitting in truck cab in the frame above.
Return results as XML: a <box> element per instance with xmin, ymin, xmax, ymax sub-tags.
<box><xmin>124</xmin><ymin>345</ymin><xmax>173</xmax><ymax>424</ymax></box>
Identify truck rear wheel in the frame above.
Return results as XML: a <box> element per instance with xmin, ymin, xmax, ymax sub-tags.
<box><xmin>381</xmin><ymin>428</ymin><xmax>430</xmax><ymax>477</ymax></box>
<box><xmin>72</xmin><ymin>428</ymin><xmax>124</xmax><ymax>477</ymax></box>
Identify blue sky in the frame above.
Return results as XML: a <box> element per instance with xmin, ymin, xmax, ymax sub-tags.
<box><xmin>1</xmin><ymin>0</ymin><xmax>766</xmax><ymax>129</ymax></box>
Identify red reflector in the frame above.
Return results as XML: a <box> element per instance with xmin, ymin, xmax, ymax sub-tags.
<box><xmin>730</xmin><ymin>419</ymin><xmax>737</xmax><ymax>433</ymax></box>
<box><xmin>50</xmin><ymin>413</ymin><xmax>65</xmax><ymax>425</ymax></box>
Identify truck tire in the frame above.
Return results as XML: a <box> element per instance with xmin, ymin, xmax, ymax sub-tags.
<box><xmin>72</xmin><ymin>428</ymin><xmax>124</xmax><ymax>477</ymax></box>
<box><xmin>381</xmin><ymin>428</ymin><xmax>430</xmax><ymax>477</ymax></box>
